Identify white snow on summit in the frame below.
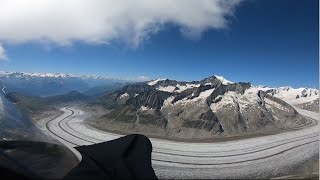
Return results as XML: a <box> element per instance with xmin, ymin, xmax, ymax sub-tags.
<box><xmin>214</xmin><ymin>75</ymin><xmax>233</xmax><ymax>85</ymax></box>
<box><xmin>147</xmin><ymin>78</ymin><xmax>167</xmax><ymax>86</ymax></box>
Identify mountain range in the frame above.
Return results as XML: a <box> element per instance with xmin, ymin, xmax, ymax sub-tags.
<box><xmin>0</xmin><ymin>72</ymin><xmax>318</xmax><ymax>140</ymax></box>
<box><xmin>91</xmin><ymin>75</ymin><xmax>319</xmax><ymax>139</ymax></box>
<box><xmin>0</xmin><ymin>71</ymin><xmax>129</xmax><ymax>97</ymax></box>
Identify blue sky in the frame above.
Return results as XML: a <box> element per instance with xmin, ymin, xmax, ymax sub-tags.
<box><xmin>0</xmin><ymin>0</ymin><xmax>318</xmax><ymax>88</ymax></box>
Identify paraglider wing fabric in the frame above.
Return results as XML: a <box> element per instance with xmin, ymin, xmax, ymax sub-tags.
<box><xmin>65</xmin><ymin>134</ymin><xmax>158</xmax><ymax>180</ymax></box>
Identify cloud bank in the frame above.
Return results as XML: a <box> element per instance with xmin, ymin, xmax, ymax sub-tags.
<box><xmin>0</xmin><ymin>43</ymin><xmax>7</xmax><ymax>60</ymax></box>
<box><xmin>0</xmin><ymin>0</ymin><xmax>243</xmax><ymax>58</ymax></box>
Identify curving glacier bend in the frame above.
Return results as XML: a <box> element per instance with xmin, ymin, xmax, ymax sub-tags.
<box><xmin>37</xmin><ymin>105</ymin><xmax>319</xmax><ymax>179</ymax></box>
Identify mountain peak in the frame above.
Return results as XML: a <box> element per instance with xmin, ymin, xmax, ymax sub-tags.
<box><xmin>214</xmin><ymin>75</ymin><xmax>233</xmax><ymax>85</ymax></box>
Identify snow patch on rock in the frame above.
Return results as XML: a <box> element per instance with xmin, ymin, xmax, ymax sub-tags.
<box><xmin>157</xmin><ymin>85</ymin><xmax>176</xmax><ymax>93</ymax></box>
<box><xmin>176</xmin><ymin>84</ymin><xmax>200</xmax><ymax>92</ymax></box>
<box><xmin>140</xmin><ymin>106</ymin><xmax>154</xmax><ymax>111</ymax></box>
<box><xmin>210</xmin><ymin>88</ymin><xmax>263</xmax><ymax>113</ymax></box>
<box><xmin>119</xmin><ymin>92</ymin><xmax>129</xmax><ymax>99</ymax></box>
<box><xmin>147</xmin><ymin>78</ymin><xmax>167</xmax><ymax>86</ymax></box>
<box><xmin>210</xmin><ymin>91</ymin><xmax>237</xmax><ymax>112</ymax></box>
<box><xmin>175</xmin><ymin>88</ymin><xmax>215</xmax><ymax>105</ymax></box>
<box><xmin>161</xmin><ymin>96</ymin><xmax>175</xmax><ymax>109</ymax></box>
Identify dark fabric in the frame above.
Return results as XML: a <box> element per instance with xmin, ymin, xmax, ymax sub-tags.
<box><xmin>0</xmin><ymin>134</ymin><xmax>157</xmax><ymax>179</ymax></box>
<box><xmin>65</xmin><ymin>134</ymin><xmax>158</xmax><ymax>180</ymax></box>
<box><xmin>0</xmin><ymin>141</ymin><xmax>79</xmax><ymax>179</ymax></box>
<box><xmin>0</xmin><ymin>166</ymin><xmax>40</xmax><ymax>180</ymax></box>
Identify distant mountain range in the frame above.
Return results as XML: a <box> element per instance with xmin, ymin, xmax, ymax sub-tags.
<box><xmin>5</xmin><ymin>90</ymin><xmax>93</xmax><ymax>118</ymax></box>
<box><xmin>0</xmin><ymin>72</ymin><xmax>318</xmax><ymax>140</ymax></box>
<box><xmin>0</xmin><ymin>71</ymin><xmax>129</xmax><ymax>96</ymax></box>
<box><xmin>91</xmin><ymin>75</ymin><xmax>319</xmax><ymax>139</ymax></box>
<box><xmin>0</xmin><ymin>71</ymin><xmax>119</xmax><ymax>80</ymax></box>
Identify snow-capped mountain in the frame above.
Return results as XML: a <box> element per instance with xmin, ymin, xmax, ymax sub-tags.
<box><xmin>0</xmin><ymin>71</ymin><xmax>128</xmax><ymax>96</ymax></box>
<box><xmin>249</xmin><ymin>85</ymin><xmax>319</xmax><ymax>105</ymax></box>
<box><xmin>146</xmin><ymin>75</ymin><xmax>235</xmax><ymax>93</ymax></box>
<box><xmin>146</xmin><ymin>76</ymin><xmax>318</xmax><ymax>105</ymax></box>
<box><xmin>0</xmin><ymin>71</ymin><xmax>115</xmax><ymax>80</ymax></box>
<box><xmin>92</xmin><ymin>75</ymin><xmax>317</xmax><ymax>139</ymax></box>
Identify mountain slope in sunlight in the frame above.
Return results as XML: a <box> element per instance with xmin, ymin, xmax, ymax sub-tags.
<box><xmin>90</xmin><ymin>75</ymin><xmax>312</xmax><ymax>140</ymax></box>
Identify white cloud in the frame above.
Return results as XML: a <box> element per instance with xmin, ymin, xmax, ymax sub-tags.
<box><xmin>0</xmin><ymin>0</ymin><xmax>243</xmax><ymax>48</ymax></box>
<box><xmin>137</xmin><ymin>76</ymin><xmax>151</xmax><ymax>81</ymax></box>
<box><xmin>0</xmin><ymin>43</ymin><xmax>8</xmax><ymax>60</ymax></box>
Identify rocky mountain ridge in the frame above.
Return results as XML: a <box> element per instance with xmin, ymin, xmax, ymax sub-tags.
<box><xmin>92</xmin><ymin>75</ymin><xmax>315</xmax><ymax>139</ymax></box>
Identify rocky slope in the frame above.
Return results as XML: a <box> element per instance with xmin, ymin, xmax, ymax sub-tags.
<box><xmin>0</xmin><ymin>93</ymin><xmax>44</xmax><ymax>140</ymax></box>
<box><xmin>5</xmin><ymin>91</ymin><xmax>93</xmax><ymax>122</ymax></box>
<box><xmin>91</xmin><ymin>76</ymin><xmax>312</xmax><ymax>139</ymax></box>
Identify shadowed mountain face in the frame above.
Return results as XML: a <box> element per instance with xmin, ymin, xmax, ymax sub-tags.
<box><xmin>91</xmin><ymin>76</ymin><xmax>308</xmax><ymax>139</ymax></box>
<box><xmin>0</xmin><ymin>93</ymin><xmax>47</xmax><ymax>141</ymax></box>
<box><xmin>0</xmin><ymin>94</ymin><xmax>80</xmax><ymax>179</ymax></box>
<box><xmin>6</xmin><ymin>91</ymin><xmax>93</xmax><ymax>105</ymax></box>
<box><xmin>4</xmin><ymin>91</ymin><xmax>93</xmax><ymax>121</ymax></box>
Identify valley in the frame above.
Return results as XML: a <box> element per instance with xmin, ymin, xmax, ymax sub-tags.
<box><xmin>0</xmin><ymin>72</ymin><xmax>318</xmax><ymax>179</ymax></box>
<box><xmin>38</xmin><ymin>106</ymin><xmax>319</xmax><ymax>179</ymax></box>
